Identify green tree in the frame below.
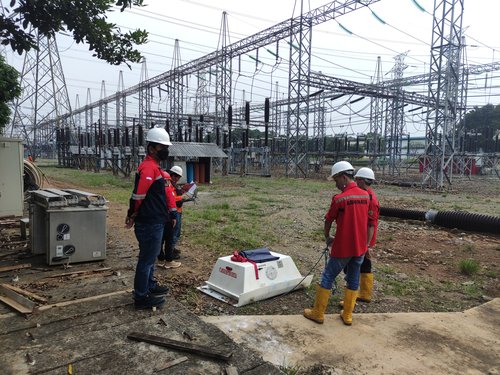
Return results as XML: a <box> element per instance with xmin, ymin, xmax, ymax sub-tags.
<box><xmin>0</xmin><ymin>0</ymin><xmax>148</xmax><ymax>66</ymax></box>
<box><xmin>0</xmin><ymin>55</ymin><xmax>21</xmax><ymax>134</ymax></box>
<box><xmin>459</xmin><ymin>104</ymin><xmax>500</xmax><ymax>149</ymax></box>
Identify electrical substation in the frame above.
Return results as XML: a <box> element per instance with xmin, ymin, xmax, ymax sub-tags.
<box><xmin>5</xmin><ymin>0</ymin><xmax>499</xmax><ymax>190</ymax></box>
<box><xmin>1</xmin><ymin>1</ymin><xmax>500</xmax><ymax>373</ymax></box>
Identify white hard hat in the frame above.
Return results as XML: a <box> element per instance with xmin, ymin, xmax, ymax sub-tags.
<box><xmin>170</xmin><ymin>165</ymin><xmax>183</xmax><ymax>177</ymax></box>
<box><xmin>330</xmin><ymin>161</ymin><xmax>354</xmax><ymax>177</ymax></box>
<box><xmin>146</xmin><ymin>127</ymin><xmax>172</xmax><ymax>146</ymax></box>
<box><xmin>355</xmin><ymin>167</ymin><xmax>375</xmax><ymax>181</ymax></box>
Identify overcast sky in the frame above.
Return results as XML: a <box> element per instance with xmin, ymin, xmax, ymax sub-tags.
<box><xmin>3</xmin><ymin>0</ymin><xmax>499</xmax><ymax>136</ymax></box>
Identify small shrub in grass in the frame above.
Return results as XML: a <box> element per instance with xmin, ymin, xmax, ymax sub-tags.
<box><xmin>459</xmin><ymin>259</ymin><xmax>479</xmax><ymax>276</ymax></box>
<box><xmin>279</xmin><ymin>364</ymin><xmax>301</xmax><ymax>375</ymax></box>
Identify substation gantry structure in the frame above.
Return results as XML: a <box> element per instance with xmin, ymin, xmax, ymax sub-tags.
<box><xmin>8</xmin><ymin>0</ymin><xmax>383</xmax><ymax>177</ymax></box>
<box><xmin>7</xmin><ymin>0</ymin><xmax>499</xmax><ymax>186</ymax></box>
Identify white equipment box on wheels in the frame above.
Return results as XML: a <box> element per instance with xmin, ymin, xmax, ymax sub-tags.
<box><xmin>198</xmin><ymin>248</ymin><xmax>313</xmax><ymax>307</ymax></box>
<box><xmin>29</xmin><ymin>188</ymin><xmax>107</xmax><ymax>265</ymax></box>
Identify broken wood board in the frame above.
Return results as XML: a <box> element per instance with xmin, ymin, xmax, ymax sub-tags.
<box><xmin>0</xmin><ymin>283</ymin><xmax>47</xmax><ymax>303</ymax></box>
<box><xmin>38</xmin><ymin>289</ymin><xmax>132</xmax><ymax>311</ymax></box>
<box><xmin>0</xmin><ymin>264</ymin><xmax>31</xmax><ymax>273</ymax></box>
<box><xmin>0</xmin><ymin>284</ymin><xmax>35</xmax><ymax>314</ymax></box>
<box><xmin>127</xmin><ymin>332</ymin><xmax>233</xmax><ymax>361</ymax></box>
<box><xmin>155</xmin><ymin>356</ymin><xmax>188</xmax><ymax>372</ymax></box>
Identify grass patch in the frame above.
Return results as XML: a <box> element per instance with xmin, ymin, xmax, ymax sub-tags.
<box><xmin>462</xmin><ymin>243</ymin><xmax>475</xmax><ymax>253</ymax></box>
<box><xmin>379</xmin><ymin>234</ymin><xmax>394</xmax><ymax>242</ymax></box>
<box><xmin>308</xmin><ymin>228</ymin><xmax>325</xmax><ymax>241</ymax></box>
<box><xmin>279</xmin><ymin>364</ymin><xmax>301</xmax><ymax>375</ymax></box>
<box><xmin>460</xmin><ymin>282</ymin><xmax>482</xmax><ymax>298</ymax></box>
<box><xmin>458</xmin><ymin>259</ymin><xmax>480</xmax><ymax>276</ymax></box>
<box><xmin>40</xmin><ymin>166</ymin><xmax>132</xmax><ymax>204</ymax></box>
<box><xmin>485</xmin><ymin>270</ymin><xmax>497</xmax><ymax>278</ymax></box>
<box><xmin>434</xmin><ymin>280</ymin><xmax>483</xmax><ymax>300</ymax></box>
<box><xmin>378</xmin><ymin>271</ymin><xmax>434</xmax><ymax>297</ymax></box>
<box><xmin>376</xmin><ymin>264</ymin><xmax>397</xmax><ymax>275</ymax></box>
<box><xmin>242</xmin><ymin>202</ymin><xmax>260</xmax><ymax>210</ymax></box>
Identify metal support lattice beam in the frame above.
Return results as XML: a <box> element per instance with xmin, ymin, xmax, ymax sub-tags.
<box><xmin>286</xmin><ymin>5</ymin><xmax>312</xmax><ymax>178</ymax></box>
<box><xmin>423</xmin><ymin>0</ymin><xmax>465</xmax><ymax>189</ymax></box>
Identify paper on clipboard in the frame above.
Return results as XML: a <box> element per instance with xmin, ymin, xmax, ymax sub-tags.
<box><xmin>183</xmin><ymin>182</ymin><xmax>198</xmax><ymax>198</ymax></box>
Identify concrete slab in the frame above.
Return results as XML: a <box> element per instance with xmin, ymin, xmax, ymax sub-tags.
<box><xmin>203</xmin><ymin>298</ymin><xmax>500</xmax><ymax>374</ymax></box>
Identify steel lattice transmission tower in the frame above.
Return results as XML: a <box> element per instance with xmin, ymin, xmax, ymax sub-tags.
<box><xmin>385</xmin><ymin>51</ymin><xmax>408</xmax><ymax>176</ymax></box>
<box><xmin>369</xmin><ymin>56</ymin><xmax>384</xmax><ymax>168</ymax></box>
<box><xmin>139</xmin><ymin>59</ymin><xmax>152</xmax><ymax>129</ymax></box>
<box><xmin>423</xmin><ymin>0</ymin><xmax>465</xmax><ymax>189</ymax></box>
<box><xmin>311</xmin><ymin>93</ymin><xmax>326</xmax><ymax>168</ymax></box>
<box><xmin>8</xmin><ymin>32</ymin><xmax>74</xmax><ymax>158</ymax></box>
<box><xmin>115</xmin><ymin>71</ymin><xmax>127</xmax><ymax>131</ymax></box>
<box><xmin>169</xmin><ymin>40</ymin><xmax>183</xmax><ymax>139</ymax></box>
<box><xmin>194</xmin><ymin>70</ymin><xmax>210</xmax><ymax>117</ymax></box>
<box><xmin>286</xmin><ymin>0</ymin><xmax>312</xmax><ymax>178</ymax></box>
<box><xmin>215</xmin><ymin>11</ymin><xmax>232</xmax><ymax>147</ymax></box>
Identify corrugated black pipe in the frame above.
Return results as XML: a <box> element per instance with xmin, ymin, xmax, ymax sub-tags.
<box><xmin>380</xmin><ymin>207</ymin><xmax>427</xmax><ymax>221</ymax></box>
<box><xmin>433</xmin><ymin>211</ymin><xmax>500</xmax><ymax>234</ymax></box>
<box><xmin>379</xmin><ymin>180</ymin><xmax>418</xmax><ymax>188</ymax></box>
<box><xmin>380</xmin><ymin>207</ymin><xmax>500</xmax><ymax>235</ymax></box>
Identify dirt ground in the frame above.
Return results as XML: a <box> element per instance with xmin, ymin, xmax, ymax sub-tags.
<box><xmin>1</xmin><ymin>172</ymin><xmax>499</xmax><ymax>374</ymax></box>
<box><xmin>40</xmin><ymin>173</ymin><xmax>500</xmax><ymax>319</ymax></box>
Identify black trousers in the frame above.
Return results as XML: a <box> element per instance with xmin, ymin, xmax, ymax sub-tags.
<box><xmin>158</xmin><ymin>220</ymin><xmax>175</xmax><ymax>261</ymax></box>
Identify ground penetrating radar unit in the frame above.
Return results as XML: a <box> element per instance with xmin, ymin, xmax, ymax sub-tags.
<box><xmin>198</xmin><ymin>248</ymin><xmax>313</xmax><ymax>307</ymax></box>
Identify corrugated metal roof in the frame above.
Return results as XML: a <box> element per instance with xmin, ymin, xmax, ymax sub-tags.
<box><xmin>68</xmin><ymin>142</ymin><xmax>227</xmax><ymax>158</ymax></box>
<box><xmin>169</xmin><ymin>142</ymin><xmax>227</xmax><ymax>158</ymax></box>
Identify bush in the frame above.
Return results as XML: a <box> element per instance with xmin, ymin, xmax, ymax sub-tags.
<box><xmin>458</xmin><ymin>259</ymin><xmax>479</xmax><ymax>276</ymax></box>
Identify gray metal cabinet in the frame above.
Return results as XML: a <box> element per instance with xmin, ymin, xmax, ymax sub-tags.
<box><xmin>29</xmin><ymin>189</ymin><xmax>107</xmax><ymax>265</ymax></box>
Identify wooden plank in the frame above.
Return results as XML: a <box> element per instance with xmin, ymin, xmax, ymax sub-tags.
<box><xmin>0</xmin><ymin>296</ymin><xmax>32</xmax><ymax>314</ymax></box>
<box><xmin>127</xmin><ymin>332</ymin><xmax>233</xmax><ymax>361</ymax></box>
<box><xmin>0</xmin><ymin>264</ymin><xmax>31</xmax><ymax>273</ymax></box>
<box><xmin>0</xmin><ymin>249</ymin><xmax>27</xmax><ymax>258</ymax></box>
<box><xmin>1</xmin><ymin>283</ymin><xmax>48</xmax><ymax>303</ymax></box>
<box><xmin>0</xmin><ymin>285</ymin><xmax>35</xmax><ymax>313</ymax></box>
<box><xmin>38</xmin><ymin>289</ymin><xmax>132</xmax><ymax>311</ymax></box>
<box><xmin>44</xmin><ymin>267</ymin><xmax>111</xmax><ymax>279</ymax></box>
<box><xmin>156</xmin><ymin>356</ymin><xmax>188</xmax><ymax>372</ymax></box>
<box><xmin>1</xmin><ymin>240</ymin><xmax>29</xmax><ymax>246</ymax></box>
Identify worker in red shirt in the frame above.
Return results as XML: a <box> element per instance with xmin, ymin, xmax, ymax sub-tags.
<box><xmin>125</xmin><ymin>127</ymin><xmax>173</xmax><ymax>309</ymax></box>
<box><xmin>157</xmin><ymin>170</ymin><xmax>181</xmax><ymax>269</ymax></box>
<box><xmin>304</xmin><ymin>161</ymin><xmax>370</xmax><ymax>325</ymax></box>
<box><xmin>169</xmin><ymin>166</ymin><xmax>184</xmax><ymax>260</ymax></box>
<box><xmin>354</xmin><ymin>167</ymin><xmax>380</xmax><ymax>302</ymax></box>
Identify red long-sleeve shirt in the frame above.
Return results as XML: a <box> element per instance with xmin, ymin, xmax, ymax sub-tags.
<box><xmin>160</xmin><ymin>170</ymin><xmax>177</xmax><ymax>214</ymax></box>
<box><xmin>325</xmin><ymin>182</ymin><xmax>370</xmax><ymax>258</ymax></box>
<box><xmin>367</xmin><ymin>186</ymin><xmax>380</xmax><ymax>247</ymax></box>
<box><xmin>127</xmin><ymin>155</ymin><xmax>167</xmax><ymax>224</ymax></box>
